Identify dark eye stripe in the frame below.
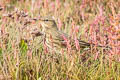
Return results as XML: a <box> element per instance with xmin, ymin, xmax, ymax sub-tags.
<box><xmin>43</xmin><ymin>19</ymin><xmax>54</xmax><ymax>22</ymax></box>
<box><xmin>44</xmin><ymin>19</ymin><xmax>49</xmax><ymax>21</ymax></box>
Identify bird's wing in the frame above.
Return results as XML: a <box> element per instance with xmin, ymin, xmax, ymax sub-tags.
<box><xmin>56</xmin><ymin>31</ymin><xmax>91</xmax><ymax>47</ymax></box>
<box><xmin>78</xmin><ymin>39</ymin><xmax>91</xmax><ymax>46</ymax></box>
<box><xmin>57</xmin><ymin>31</ymin><xmax>111</xmax><ymax>49</ymax></box>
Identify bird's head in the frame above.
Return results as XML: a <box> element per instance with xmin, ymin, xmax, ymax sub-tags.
<box><xmin>40</xmin><ymin>16</ymin><xmax>58</xmax><ymax>30</ymax></box>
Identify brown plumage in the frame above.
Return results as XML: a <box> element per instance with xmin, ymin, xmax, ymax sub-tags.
<box><xmin>39</xmin><ymin>16</ymin><xmax>109</xmax><ymax>52</ymax></box>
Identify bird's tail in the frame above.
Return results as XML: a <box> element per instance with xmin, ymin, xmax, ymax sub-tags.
<box><xmin>78</xmin><ymin>39</ymin><xmax>111</xmax><ymax>49</ymax></box>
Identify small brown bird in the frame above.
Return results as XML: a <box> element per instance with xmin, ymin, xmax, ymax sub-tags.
<box><xmin>39</xmin><ymin>16</ymin><xmax>109</xmax><ymax>52</ymax></box>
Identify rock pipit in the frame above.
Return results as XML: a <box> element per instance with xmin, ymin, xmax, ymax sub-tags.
<box><xmin>39</xmin><ymin>16</ymin><xmax>109</xmax><ymax>53</ymax></box>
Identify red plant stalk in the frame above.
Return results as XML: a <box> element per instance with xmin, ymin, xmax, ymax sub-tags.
<box><xmin>27</xmin><ymin>49</ymin><xmax>32</xmax><ymax>59</ymax></box>
<box><xmin>43</xmin><ymin>38</ymin><xmax>48</xmax><ymax>53</ymax></box>
<box><xmin>74</xmin><ymin>36</ymin><xmax>80</xmax><ymax>50</ymax></box>
<box><xmin>50</xmin><ymin>2</ymin><xmax>55</xmax><ymax>12</ymax></box>
<box><xmin>94</xmin><ymin>51</ymin><xmax>100</xmax><ymax>60</ymax></box>
<box><xmin>50</xmin><ymin>34</ymin><xmax>56</xmax><ymax>54</ymax></box>
<box><xmin>1</xmin><ymin>17</ymin><xmax>7</xmax><ymax>35</ymax></box>
<box><xmin>61</xmin><ymin>34</ymin><xmax>71</xmax><ymax>53</ymax></box>
<box><xmin>74</xmin><ymin>26</ymin><xmax>80</xmax><ymax>50</ymax></box>
<box><xmin>57</xmin><ymin>18</ymin><xmax>62</xmax><ymax>30</ymax></box>
<box><xmin>70</xmin><ymin>20</ymin><xmax>75</xmax><ymax>37</ymax></box>
<box><xmin>44</xmin><ymin>0</ymin><xmax>48</xmax><ymax>9</ymax></box>
<box><xmin>56</xmin><ymin>0</ymin><xmax>60</xmax><ymax>9</ymax></box>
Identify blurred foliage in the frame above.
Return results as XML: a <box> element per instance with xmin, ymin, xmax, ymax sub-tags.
<box><xmin>19</xmin><ymin>39</ymin><xmax>28</xmax><ymax>55</ymax></box>
<box><xmin>0</xmin><ymin>48</ymin><xmax>2</xmax><ymax>56</ymax></box>
<box><xmin>0</xmin><ymin>0</ymin><xmax>120</xmax><ymax>80</ymax></box>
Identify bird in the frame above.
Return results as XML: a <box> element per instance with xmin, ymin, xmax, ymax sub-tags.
<box><xmin>39</xmin><ymin>16</ymin><xmax>110</xmax><ymax>53</ymax></box>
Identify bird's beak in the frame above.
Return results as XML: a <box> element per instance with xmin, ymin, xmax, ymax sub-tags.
<box><xmin>39</xmin><ymin>18</ymin><xmax>43</xmax><ymax>22</ymax></box>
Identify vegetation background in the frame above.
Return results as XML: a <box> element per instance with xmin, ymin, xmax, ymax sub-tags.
<box><xmin>0</xmin><ymin>0</ymin><xmax>120</xmax><ymax>80</ymax></box>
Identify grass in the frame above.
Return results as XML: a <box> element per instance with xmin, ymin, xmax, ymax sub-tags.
<box><xmin>0</xmin><ymin>0</ymin><xmax>120</xmax><ymax>80</ymax></box>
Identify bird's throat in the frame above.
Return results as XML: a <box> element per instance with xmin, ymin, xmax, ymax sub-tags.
<box><xmin>45</xmin><ymin>27</ymin><xmax>57</xmax><ymax>35</ymax></box>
